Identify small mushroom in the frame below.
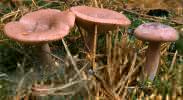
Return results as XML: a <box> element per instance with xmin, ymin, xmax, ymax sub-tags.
<box><xmin>134</xmin><ymin>22</ymin><xmax>179</xmax><ymax>81</ymax></box>
<box><xmin>4</xmin><ymin>9</ymin><xmax>75</xmax><ymax>69</ymax></box>
<box><xmin>70</xmin><ymin>6</ymin><xmax>131</xmax><ymax>69</ymax></box>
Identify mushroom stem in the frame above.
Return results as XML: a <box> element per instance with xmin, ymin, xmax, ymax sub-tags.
<box><xmin>34</xmin><ymin>43</ymin><xmax>54</xmax><ymax>68</ymax></box>
<box><xmin>144</xmin><ymin>42</ymin><xmax>161</xmax><ymax>81</ymax></box>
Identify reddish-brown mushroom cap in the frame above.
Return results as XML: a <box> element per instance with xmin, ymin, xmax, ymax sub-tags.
<box><xmin>134</xmin><ymin>22</ymin><xmax>179</xmax><ymax>42</ymax></box>
<box><xmin>4</xmin><ymin>9</ymin><xmax>75</xmax><ymax>44</ymax></box>
<box><xmin>70</xmin><ymin>6</ymin><xmax>131</xmax><ymax>32</ymax></box>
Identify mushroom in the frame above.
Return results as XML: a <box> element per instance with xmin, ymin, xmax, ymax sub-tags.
<box><xmin>70</xmin><ymin>6</ymin><xmax>131</xmax><ymax>69</ymax></box>
<box><xmin>134</xmin><ymin>22</ymin><xmax>179</xmax><ymax>81</ymax></box>
<box><xmin>4</xmin><ymin>9</ymin><xmax>75</xmax><ymax>69</ymax></box>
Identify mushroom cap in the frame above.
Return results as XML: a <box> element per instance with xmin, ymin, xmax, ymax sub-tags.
<box><xmin>70</xmin><ymin>6</ymin><xmax>131</xmax><ymax>33</ymax></box>
<box><xmin>134</xmin><ymin>22</ymin><xmax>179</xmax><ymax>42</ymax></box>
<box><xmin>4</xmin><ymin>9</ymin><xmax>75</xmax><ymax>44</ymax></box>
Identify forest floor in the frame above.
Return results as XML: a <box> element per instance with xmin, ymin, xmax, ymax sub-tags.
<box><xmin>0</xmin><ymin>0</ymin><xmax>183</xmax><ymax>100</ymax></box>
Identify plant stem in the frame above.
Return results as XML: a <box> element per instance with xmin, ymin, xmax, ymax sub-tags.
<box><xmin>92</xmin><ymin>24</ymin><xmax>98</xmax><ymax>70</ymax></box>
<box><xmin>85</xmin><ymin>25</ymin><xmax>98</xmax><ymax>69</ymax></box>
<box><xmin>106</xmin><ymin>31</ymin><xmax>112</xmax><ymax>85</ymax></box>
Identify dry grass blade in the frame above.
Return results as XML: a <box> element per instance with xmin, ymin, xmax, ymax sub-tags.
<box><xmin>61</xmin><ymin>38</ymin><xmax>91</xmax><ymax>96</ymax></box>
<box><xmin>50</xmin><ymin>91</ymin><xmax>77</xmax><ymax>96</ymax></box>
<box><xmin>15</xmin><ymin>69</ymin><xmax>33</xmax><ymax>99</ymax></box>
<box><xmin>69</xmin><ymin>62</ymin><xmax>89</xmax><ymax>82</ymax></box>
<box><xmin>121</xmin><ymin>80</ymin><xmax>130</xmax><ymax>100</ymax></box>
<box><xmin>31</xmin><ymin>0</ymin><xmax>38</xmax><ymax>7</ymax></box>
<box><xmin>111</xmin><ymin>27</ymin><xmax>119</xmax><ymax>85</ymax></box>
<box><xmin>1</xmin><ymin>9</ymin><xmax>21</xmax><ymax>22</ymax></box>
<box><xmin>94</xmin><ymin>0</ymin><xmax>99</xmax><ymax>7</ymax></box>
<box><xmin>138</xmin><ymin>45</ymin><xmax>148</xmax><ymax>54</ymax></box>
<box><xmin>32</xmin><ymin>79</ymin><xmax>88</xmax><ymax>94</ymax></box>
<box><xmin>43</xmin><ymin>50</ymin><xmax>65</xmax><ymax>63</ymax></box>
<box><xmin>161</xmin><ymin>43</ymin><xmax>170</xmax><ymax>55</ymax></box>
<box><xmin>92</xmin><ymin>24</ymin><xmax>98</xmax><ymax>69</ymax></box>
<box><xmin>106</xmin><ymin>31</ymin><xmax>112</xmax><ymax>84</ymax></box>
<box><xmin>92</xmin><ymin>72</ymin><xmax>117</xmax><ymax>100</ymax></box>
<box><xmin>169</xmin><ymin>50</ymin><xmax>178</xmax><ymax>72</ymax></box>
<box><xmin>61</xmin><ymin>38</ymin><xmax>82</xmax><ymax>79</ymax></box>
<box><xmin>117</xmin><ymin>52</ymin><xmax>137</xmax><ymax>95</ymax></box>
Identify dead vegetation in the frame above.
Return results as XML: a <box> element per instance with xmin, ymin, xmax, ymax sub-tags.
<box><xmin>0</xmin><ymin>0</ymin><xmax>182</xmax><ymax>100</ymax></box>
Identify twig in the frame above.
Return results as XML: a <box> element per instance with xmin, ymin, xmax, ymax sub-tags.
<box><xmin>32</xmin><ymin>79</ymin><xmax>88</xmax><ymax>93</ymax></box>
<box><xmin>138</xmin><ymin>45</ymin><xmax>148</xmax><ymax>54</ymax></box>
<box><xmin>161</xmin><ymin>43</ymin><xmax>170</xmax><ymax>55</ymax></box>
<box><xmin>51</xmin><ymin>83</ymin><xmax>83</xmax><ymax>96</ymax></box>
<box><xmin>69</xmin><ymin>62</ymin><xmax>89</xmax><ymax>82</ymax></box>
<box><xmin>169</xmin><ymin>50</ymin><xmax>178</xmax><ymax>72</ymax></box>
<box><xmin>136</xmin><ymin>58</ymin><xmax>146</xmax><ymax>68</ymax></box>
<box><xmin>62</xmin><ymin>38</ymin><xmax>83</xmax><ymax>79</ymax></box>
<box><xmin>61</xmin><ymin>38</ymin><xmax>91</xmax><ymax>95</ymax></box>
<box><xmin>31</xmin><ymin>0</ymin><xmax>38</xmax><ymax>7</ymax></box>
<box><xmin>121</xmin><ymin>80</ymin><xmax>130</xmax><ymax>100</ymax></box>
<box><xmin>167</xmin><ymin>52</ymin><xmax>182</xmax><ymax>57</ymax></box>
<box><xmin>92</xmin><ymin>24</ymin><xmax>98</xmax><ymax>69</ymax></box>
<box><xmin>44</xmin><ymin>50</ymin><xmax>65</xmax><ymax>63</ymax></box>
<box><xmin>51</xmin><ymin>91</ymin><xmax>76</xmax><ymax>95</ymax></box>
<box><xmin>77</xmin><ymin>25</ymin><xmax>91</xmax><ymax>53</ymax></box>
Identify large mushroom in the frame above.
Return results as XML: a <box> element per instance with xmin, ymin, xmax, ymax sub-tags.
<box><xmin>70</xmin><ymin>6</ymin><xmax>131</xmax><ymax>69</ymax></box>
<box><xmin>4</xmin><ymin>9</ymin><xmax>75</xmax><ymax>69</ymax></box>
<box><xmin>134</xmin><ymin>22</ymin><xmax>179</xmax><ymax>81</ymax></box>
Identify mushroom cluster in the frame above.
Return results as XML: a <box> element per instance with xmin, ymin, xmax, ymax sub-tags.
<box><xmin>4</xmin><ymin>9</ymin><xmax>75</xmax><ymax>69</ymax></box>
<box><xmin>3</xmin><ymin>6</ymin><xmax>179</xmax><ymax>85</ymax></box>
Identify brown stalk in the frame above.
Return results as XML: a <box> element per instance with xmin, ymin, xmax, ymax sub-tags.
<box><xmin>77</xmin><ymin>25</ymin><xmax>91</xmax><ymax>53</ymax></box>
<box><xmin>121</xmin><ymin>80</ymin><xmax>130</xmax><ymax>99</ymax></box>
<box><xmin>92</xmin><ymin>71</ymin><xmax>117</xmax><ymax>100</ymax></box>
<box><xmin>106</xmin><ymin>31</ymin><xmax>112</xmax><ymax>84</ymax></box>
<box><xmin>111</xmin><ymin>26</ymin><xmax>120</xmax><ymax>85</ymax></box>
<box><xmin>117</xmin><ymin>52</ymin><xmax>137</xmax><ymax>95</ymax></box>
<box><xmin>92</xmin><ymin>24</ymin><xmax>98</xmax><ymax>70</ymax></box>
